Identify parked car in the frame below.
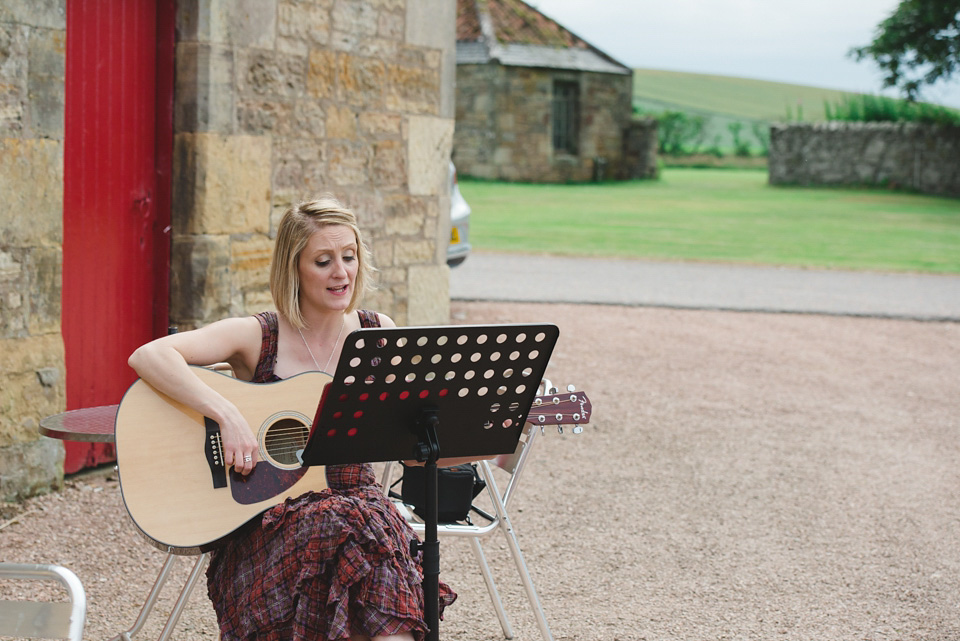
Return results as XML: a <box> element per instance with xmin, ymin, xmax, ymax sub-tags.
<box><xmin>447</xmin><ymin>162</ymin><xmax>471</xmax><ymax>267</ymax></box>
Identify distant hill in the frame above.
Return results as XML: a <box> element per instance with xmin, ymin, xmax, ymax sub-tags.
<box><xmin>631</xmin><ymin>69</ymin><xmax>865</xmax><ymax>153</ymax></box>
<box><xmin>632</xmin><ymin>69</ymin><xmax>862</xmax><ymax>122</ymax></box>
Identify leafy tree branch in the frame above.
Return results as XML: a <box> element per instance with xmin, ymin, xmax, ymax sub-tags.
<box><xmin>850</xmin><ymin>0</ymin><xmax>960</xmax><ymax>100</ymax></box>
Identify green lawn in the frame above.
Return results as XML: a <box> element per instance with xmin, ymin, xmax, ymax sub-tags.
<box><xmin>458</xmin><ymin>169</ymin><xmax>960</xmax><ymax>274</ymax></box>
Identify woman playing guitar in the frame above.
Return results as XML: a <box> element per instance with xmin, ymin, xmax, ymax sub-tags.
<box><xmin>128</xmin><ymin>196</ymin><xmax>456</xmax><ymax>641</ymax></box>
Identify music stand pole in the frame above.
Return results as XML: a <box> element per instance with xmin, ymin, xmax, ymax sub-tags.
<box><xmin>410</xmin><ymin>409</ymin><xmax>441</xmax><ymax>641</ymax></box>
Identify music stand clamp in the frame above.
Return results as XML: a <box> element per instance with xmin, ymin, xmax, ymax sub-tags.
<box><xmin>300</xmin><ymin>323</ymin><xmax>559</xmax><ymax>641</ymax></box>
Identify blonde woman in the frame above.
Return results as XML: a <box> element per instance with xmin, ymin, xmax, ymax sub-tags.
<box><xmin>129</xmin><ymin>196</ymin><xmax>455</xmax><ymax>641</ymax></box>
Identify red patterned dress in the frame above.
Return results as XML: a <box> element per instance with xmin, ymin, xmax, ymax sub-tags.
<box><xmin>206</xmin><ymin>310</ymin><xmax>456</xmax><ymax>641</ymax></box>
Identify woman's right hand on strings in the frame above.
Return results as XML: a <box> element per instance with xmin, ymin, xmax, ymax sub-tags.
<box><xmin>215</xmin><ymin>403</ymin><xmax>259</xmax><ymax>475</ymax></box>
<box><xmin>128</xmin><ymin>317</ymin><xmax>264</xmax><ymax>475</ymax></box>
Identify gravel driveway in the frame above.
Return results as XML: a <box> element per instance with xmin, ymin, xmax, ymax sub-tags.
<box><xmin>3</xmin><ymin>299</ymin><xmax>960</xmax><ymax>641</ymax></box>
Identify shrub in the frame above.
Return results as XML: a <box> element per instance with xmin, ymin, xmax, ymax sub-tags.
<box><xmin>785</xmin><ymin>101</ymin><xmax>805</xmax><ymax>122</ymax></box>
<box><xmin>727</xmin><ymin>122</ymin><xmax>752</xmax><ymax>157</ymax></box>
<box><xmin>824</xmin><ymin>94</ymin><xmax>960</xmax><ymax>126</ymax></box>
<box><xmin>706</xmin><ymin>135</ymin><xmax>725</xmax><ymax>158</ymax></box>
<box><xmin>653</xmin><ymin>110</ymin><xmax>708</xmax><ymax>155</ymax></box>
<box><xmin>751</xmin><ymin>122</ymin><xmax>770</xmax><ymax>156</ymax></box>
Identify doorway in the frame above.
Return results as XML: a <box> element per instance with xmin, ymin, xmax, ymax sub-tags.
<box><xmin>62</xmin><ymin>0</ymin><xmax>175</xmax><ymax>473</ymax></box>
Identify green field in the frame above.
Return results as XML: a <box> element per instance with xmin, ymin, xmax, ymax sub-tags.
<box><xmin>459</xmin><ymin>169</ymin><xmax>960</xmax><ymax>274</ymax></box>
<box><xmin>633</xmin><ymin>69</ymin><xmax>891</xmax><ymax>153</ymax></box>
<box><xmin>633</xmin><ymin>69</ymin><xmax>858</xmax><ymax>122</ymax></box>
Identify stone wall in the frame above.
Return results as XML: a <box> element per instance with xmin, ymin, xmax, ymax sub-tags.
<box><xmin>454</xmin><ymin>63</ymin><xmax>643</xmax><ymax>182</ymax></box>
<box><xmin>622</xmin><ymin>117</ymin><xmax>658</xmax><ymax>180</ymax></box>
<box><xmin>0</xmin><ymin>0</ymin><xmax>67</xmax><ymax>499</ymax></box>
<box><xmin>769</xmin><ymin>122</ymin><xmax>960</xmax><ymax>198</ymax></box>
<box><xmin>172</xmin><ymin>0</ymin><xmax>457</xmax><ymax>330</ymax></box>
<box><xmin>0</xmin><ymin>0</ymin><xmax>457</xmax><ymax>500</ymax></box>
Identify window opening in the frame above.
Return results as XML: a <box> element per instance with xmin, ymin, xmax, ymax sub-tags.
<box><xmin>552</xmin><ymin>80</ymin><xmax>579</xmax><ymax>155</ymax></box>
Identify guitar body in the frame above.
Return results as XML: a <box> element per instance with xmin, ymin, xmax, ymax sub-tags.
<box><xmin>115</xmin><ymin>367</ymin><xmax>331</xmax><ymax>550</ymax></box>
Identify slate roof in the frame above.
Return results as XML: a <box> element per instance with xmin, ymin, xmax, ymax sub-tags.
<box><xmin>456</xmin><ymin>0</ymin><xmax>631</xmax><ymax>75</ymax></box>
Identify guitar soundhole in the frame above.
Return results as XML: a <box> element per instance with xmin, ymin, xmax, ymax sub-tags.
<box><xmin>262</xmin><ymin>414</ymin><xmax>311</xmax><ymax>469</ymax></box>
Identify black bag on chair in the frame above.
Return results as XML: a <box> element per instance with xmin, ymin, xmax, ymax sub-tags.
<box><xmin>399</xmin><ymin>463</ymin><xmax>486</xmax><ymax>523</ymax></box>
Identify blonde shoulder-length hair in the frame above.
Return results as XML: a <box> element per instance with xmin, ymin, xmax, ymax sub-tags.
<box><xmin>270</xmin><ymin>196</ymin><xmax>376</xmax><ymax>328</ymax></box>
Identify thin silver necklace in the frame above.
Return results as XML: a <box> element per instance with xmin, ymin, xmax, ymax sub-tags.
<box><xmin>297</xmin><ymin>315</ymin><xmax>345</xmax><ymax>373</ymax></box>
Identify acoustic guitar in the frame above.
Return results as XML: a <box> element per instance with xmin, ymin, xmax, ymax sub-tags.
<box><xmin>115</xmin><ymin>366</ymin><xmax>592</xmax><ymax>551</ymax></box>
<box><xmin>115</xmin><ymin>367</ymin><xmax>331</xmax><ymax>551</ymax></box>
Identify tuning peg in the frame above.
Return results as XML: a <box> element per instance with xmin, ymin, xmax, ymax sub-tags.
<box><xmin>557</xmin><ymin>425</ymin><xmax>563</xmax><ymax>434</ymax></box>
<box><xmin>567</xmin><ymin>384</ymin><xmax>576</xmax><ymax>392</ymax></box>
<box><xmin>548</xmin><ymin>386</ymin><xmax>558</xmax><ymax>394</ymax></box>
<box><xmin>573</xmin><ymin>425</ymin><xmax>583</xmax><ymax>434</ymax></box>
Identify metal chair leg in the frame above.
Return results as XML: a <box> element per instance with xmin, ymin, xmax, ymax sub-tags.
<box><xmin>496</xmin><ymin>512</ymin><xmax>554</xmax><ymax>641</ymax></box>
<box><xmin>157</xmin><ymin>554</ymin><xmax>209</xmax><ymax>641</ymax></box>
<box><xmin>479</xmin><ymin>461</ymin><xmax>554</xmax><ymax>641</ymax></box>
<box><xmin>469</xmin><ymin>538</ymin><xmax>514</xmax><ymax>639</ymax></box>
<box><xmin>110</xmin><ymin>552</ymin><xmax>178</xmax><ymax>641</ymax></box>
<box><xmin>108</xmin><ymin>552</ymin><xmax>209</xmax><ymax>641</ymax></box>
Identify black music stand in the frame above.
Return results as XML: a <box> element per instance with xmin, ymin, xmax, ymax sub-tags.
<box><xmin>299</xmin><ymin>323</ymin><xmax>559</xmax><ymax>641</ymax></box>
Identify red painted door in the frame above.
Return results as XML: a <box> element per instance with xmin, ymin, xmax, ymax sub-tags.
<box><xmin>62</xmin><ymin>0</ymin><xmax>175</xmax><ymax>473</ymax></box>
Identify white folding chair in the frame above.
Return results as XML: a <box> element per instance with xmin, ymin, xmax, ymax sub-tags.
<box><xmin>383</xmin><ymin>379</ymin><xmax>586</xmax><ymax>641</ymax></box>
<box><xmin>0</xmin><ymin>563</ymin><xmax>86</xmax><ymax>641</ymax></box>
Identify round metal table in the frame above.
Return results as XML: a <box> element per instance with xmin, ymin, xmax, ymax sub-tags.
<box><xmin>39</xmin><ymin>405</ymin><xmax>118</xmax><ymax>443</ymax></box>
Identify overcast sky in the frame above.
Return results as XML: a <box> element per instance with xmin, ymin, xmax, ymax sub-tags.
<box><xmin>527</xmin><ymin>0</ymin><xmax>960</xmax><ymax>109</ymax></box>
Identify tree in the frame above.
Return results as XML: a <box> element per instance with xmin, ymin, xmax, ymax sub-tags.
<box><xmin>850</xmin><ymin>0</ymin><xmax>960</xmax><ymax>100</ymax></box>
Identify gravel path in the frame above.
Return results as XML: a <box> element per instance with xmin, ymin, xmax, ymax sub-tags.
<box><xmin>3</xmin><ymin>300</ymin><xmax>960</xmax><ymax>641</ymax></box>
<box><xmin>450</xmin><ymin>253</ymin><xmax>960</xmax><ymax>321</ymax></box>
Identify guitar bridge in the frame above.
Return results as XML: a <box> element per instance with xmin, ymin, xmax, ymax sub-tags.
<box><xmin>204</xmin><ymin>416</ymin><xmax>228</xmax><ymax>489</ymax></box>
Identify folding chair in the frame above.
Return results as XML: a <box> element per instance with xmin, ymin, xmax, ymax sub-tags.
<box><xmin>0</xmin><ymin>563</ymin><xmax>86</xmax><ymax>641</ymax></box>
<box><xmin>383</xmin><ymin>379</ymin><xmax>573</xmax><ymax>641</ymax></box>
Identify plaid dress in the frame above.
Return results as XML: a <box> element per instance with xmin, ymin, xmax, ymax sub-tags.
<box><xmin>206</xmin><ymin>310</ymin><xmax>456</xmax><ymax>641</ymax></box>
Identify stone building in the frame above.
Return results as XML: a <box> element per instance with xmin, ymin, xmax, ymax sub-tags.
<box><xmin>1</xmin><ymin>0</ymin><xmax>457</xmax><ymax>500</ymax></box>
<box><xmin>454</xmin><ymin>0</ymin><xmax>653</xmax><ymax>182</ymax></box>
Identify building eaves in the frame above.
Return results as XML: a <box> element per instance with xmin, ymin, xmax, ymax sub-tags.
<box><xmin>457</xmin><ymin>0</ymin><xmax>631</xmax><ymax>75</ymax></box>
<box><xmin>457</xmin><ymin>41</ymin><xmax>631</xmax><ymax>75</ymax></box>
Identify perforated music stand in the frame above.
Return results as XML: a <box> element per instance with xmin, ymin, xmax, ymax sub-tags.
<box><xmin>299</xmin><ymin>323</ymin><xmax>559</xmax><ymax>641</ymax></box>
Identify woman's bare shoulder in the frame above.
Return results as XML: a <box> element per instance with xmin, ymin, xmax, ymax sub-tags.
<box><xmin>192</xmin><ymin>315</ymin><xmax>264</xmax><ymax>344</ymax></box>
<box><xmin>168</xmin><ymin>315</ymin><xmax>263</xmax><ymax>363</ymax></box>
<box><xmin>206</xmin><ymin>315</ymin><xmax>264</xmax><ymax>332</ymax></box>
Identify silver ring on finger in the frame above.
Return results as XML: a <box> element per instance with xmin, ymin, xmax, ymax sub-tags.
<box><xmin>243</xmin><ymin>454</ymin><xmax>252</xmax><ymax>463</ymax></box>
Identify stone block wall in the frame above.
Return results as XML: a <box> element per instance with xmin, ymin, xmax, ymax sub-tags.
<box><xmin>453</xmin><ymin>63</ymin><xmax>644</xmax><ymax>182</ymax></box>
<box><xmin>172</xmin><ymin>0</ymin><xmax>458</xmax><ymax>330</ymax></box>
<box><xmin>0</xmin><ymin>0</ymin><xmax>67</xmax><ymax>499</ymax></box>
<box><xmin>769</xmin><ymin>122</ymin><xmax>960</xmax><ymax>198</ymax></box>
<box><xmin>0</xmin><ymin>0</ymin><xmax>457</xmax><ymax>500</ymax></box>
<box><xmin>622</xmin><ymin>117</ymin><xmax>658</xmax><ymax>180</ymax></box>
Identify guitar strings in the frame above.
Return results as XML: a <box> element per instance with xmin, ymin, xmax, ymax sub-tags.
<box><xmin>257</xmin><ymin>411</ymin><xmax>587</xmax><ymax>435</ymax></box>
<box><xmin>249</xmin><ymin>406</ymin><xmax>590</xmax><ymax>464</ymax></box>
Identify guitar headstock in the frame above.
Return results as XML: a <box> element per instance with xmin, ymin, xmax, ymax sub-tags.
<box><xmin>527</xmin><ymin>384</ymin><xmax>592</xmax><ymax>434</ymax></box>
